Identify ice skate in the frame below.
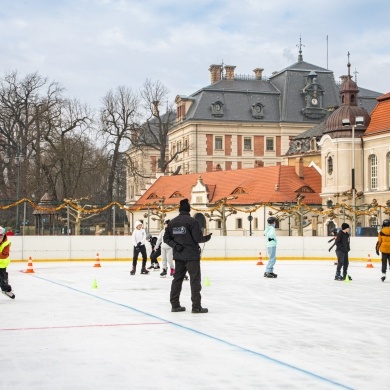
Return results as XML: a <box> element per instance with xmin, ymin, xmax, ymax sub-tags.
<box><xmin>2</xmin><ymin>290</ymin><xmax>15</xmax><ymax>299</ymax></box>
<box><xmin>381</xmin><ymin>273</ymin><xmax>386</xmax><ymax>282</ymax></box>
<box><xmin>264</xmin><ymin>272</ymin><xmax>277</xmax><ymax>278</ymax></box>
<box><xmin>140</xmin><ymin>268</ymin><xmax>149</xmax><ymax>274</ymax></box>
<box><xmin>334</xmin><ymin>272</ymin><xmax>343</xmax><ymax>281</ymax></box>
<box><xmin>147</xmin><ymin>264</ymin><xmax>154</xmax><ymax>270</ymax></box>
<box><xmin>130</xmin><ymin>267</ymin><xmax>136</xmax><ymax>275</ymax></box>
<box><xmin>343</xmin><ymin>274</ymin><xmax>352</xmax><ymax>281</ymax></box>
<box><xmin>160</xmin><ymin>269</ymin><xmax>167</xmax><ymax>278</ymax></box>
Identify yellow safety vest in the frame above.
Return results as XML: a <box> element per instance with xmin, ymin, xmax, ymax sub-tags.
<box><xmin>0</xmin><ymin>239</ymin><xmax>11</xmax><ymax>268</ymax></box>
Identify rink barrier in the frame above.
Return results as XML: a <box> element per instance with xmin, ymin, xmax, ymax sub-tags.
<box><xmin>9</xmin><ymin>235</ymin><xmax>380</xmax><ymax>263</ymax></box>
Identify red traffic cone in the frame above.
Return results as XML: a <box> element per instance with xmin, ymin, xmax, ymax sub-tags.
<box><xmin>366</xmin><ymin>254</ymin><xmax>374</xmax><ymax>268</ymax></box>
<box><xmin>94</xmin><ymin>253</ymin><xmax>101</xmax><ymax>268</ymax></box>
<box><xmin>24</xmin><ymin>256</ymin><xmax>35</xmax><ymax>273</ymax></box>
<box><xmin>257</xmin><ymin>252</ymin><xmax>264</xmax><ymax>265</ymax></box>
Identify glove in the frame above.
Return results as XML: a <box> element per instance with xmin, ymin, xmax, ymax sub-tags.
<box><xmin>268</xmin><ymin>238</ymin><xmax>275</xmax><ymax>242</ymax></box>
<box><xmin>137</xmin><ymin>242</ymin><xmax>142</xmax><ymax>247</ymax></box>
<box><xmin>376</xmin><ymin>250</ymin><xmax>380</xmax><ymax>256</ymax></box>
<box><xmin>205</xmin><ymin>233</ymin><xmax>212</xmax><ymax>241</ymax></box>
<box><xmin>174</xmin><ymin>244</ymin><xmax>184</xmax><ymax>253</ymax></box>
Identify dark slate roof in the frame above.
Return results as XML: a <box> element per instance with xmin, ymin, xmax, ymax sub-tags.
<box><xmin>294</xmin><ymin>121</ymin><xmax>327</xmax><ymax>140</ymax></box>
<box><xmin>176</xmin><ymin>59</ymin><xmax>382</xmax><ymax>126</ymax></box>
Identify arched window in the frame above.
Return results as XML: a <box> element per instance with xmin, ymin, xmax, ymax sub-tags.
<box><xmin>327</xmin><ymin>156</ymin><xmax>333</xmax><ymax>175</ymax></box>
<box><xmin>370</xmin><ymin>154</ymin><xmax>378</xmax><ymax>190</ymax></box>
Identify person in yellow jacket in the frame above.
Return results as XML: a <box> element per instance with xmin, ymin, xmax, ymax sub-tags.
<box><xmin>376</xmin><ymin>219</ymin><xmax>390</xmax><ymax>282</ymax></box>
<box><xmin>0</xmin><ymin>226</ymin><xmax>14</xmax><ymax>299</ymax></box>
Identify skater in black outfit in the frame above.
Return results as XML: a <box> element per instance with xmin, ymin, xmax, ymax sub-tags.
<box><xmin>334</xmin><ymin>223</ymin><xmax>351</xmax><ymax>281</ymax></box>
<box><xmin>164</xmin><ymin>199</ymin><xmax>212</xmax><ymax>313</ymax></box>
<box><xmin>328</xmin><ymin>228</ymin><xmax>338</xmax><ymax>265</ymax></box>
<box><xmin>147</xmin><ymin>234</ymin><xmax>161</xmax><ymax>270</ymax></box>
<box><xmin>376</xmin><ymin>219</ymin><xmax>390</xmax><ymax>282</ymax></box>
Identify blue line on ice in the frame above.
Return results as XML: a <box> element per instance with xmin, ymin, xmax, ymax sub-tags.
<box><xmin>31</xmin><ymin>274</ymin><xmax>353</xmax><ymax>390</ymax></box>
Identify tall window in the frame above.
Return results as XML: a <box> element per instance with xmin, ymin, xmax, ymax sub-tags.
<box><xmin>370</xmin><ymin>154</ymin><xmax>378</xmax><ymax>190</ymax></box>
<box><xmin>236</xmin><ymin>218</ymin><xmax>243</xmax><ymax>229</ymax></box>
<box><xmin>387</xmin><ymin>153</ymin><xmax>390</xmax><ymax>189</ymax></box>
<box><xmin>266</xmin><ymin>137</ymin><xmax>274</xmax><ymax>151</ymax></box>
<box><xmin>215</xmin><ymin>136</ymin><xmax>223</xmax><ymax>150</ymax></box>
<box><xmin>243</xmin><ymin>137</ymin><xmax>252</xmax><ymax>151</ymax></box>
<box><xmin>327</xmin><ymin>156</ymin><xmax>333</xmax><ymax>175</ymax></box>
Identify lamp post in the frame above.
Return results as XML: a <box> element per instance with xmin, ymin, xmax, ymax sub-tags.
<box><xmin>4</xmin><ymin>145</ymin><xmax>24</xmax><ymax>233</ymax></box>
<box><xmin>342</xmin><ymin>116</ymin><xmax>365</xmax><ymax>236</ymax></box>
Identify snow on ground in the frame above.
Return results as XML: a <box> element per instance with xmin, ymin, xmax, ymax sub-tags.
<box><xmin>1</xmin><ymin>260</ymin><xmax>389</xmax><ymax>390</ymax></box>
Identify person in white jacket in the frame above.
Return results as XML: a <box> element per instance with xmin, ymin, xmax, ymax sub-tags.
<box><xmin>131</xmin><ymin>220</ymin><xmax>149</xmax><ymax>275</ymax></box>
<box><xmin>155</xmin><ymin>220</ymin><xmax>175</xmax><ymax>277</ymax></box>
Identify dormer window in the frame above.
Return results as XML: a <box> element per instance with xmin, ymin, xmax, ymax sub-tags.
<box><xmin>231</xmin><ymin>187</ymin><xmax>247</xmax><ymax>195</ymax></box>
<box><xmin>170</xmin><ymin>191</ymin><xmax>183</xmax><ymax>198</ymax></box>
<box><xmin>211</xmin><ymin>101</ymin><xmax>224</xmax><ymax>117</ymax></box>
<box><xmin>251</xmin><ymin>103</ymin><xmax>264</xmax><ymax>119</ymax></box>
<box><xmin>147</xmin><ymin>192</ymin><xmax>159</xmax><ymax>199</ymax></box>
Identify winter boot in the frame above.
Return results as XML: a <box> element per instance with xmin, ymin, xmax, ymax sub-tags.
<box><xmin>154</xmin><ymin>263</ymin><xmax>160</xmax><ymax>270</ymax></box>
<box><xmin>381</xmin><ymin>273</ymin><xmax>386</xmax><ymax>282</ymax></box>
<box><xmin>130</xmin><ymin>266</ymin><xmax>136</xmax><ymax>275</ymax></box>
<box><xmin>140</xmin><ymin>268</ymin><xmax>149</xmax><ymax>274</ymax></box>
<box><xmin>170</xmin><ymin>268</ymin><xmax>175</xmax><ymax>277</ymax></box>
<box><xmin>334</xmin><ymin>272</ymin><xmax>343</xmax><ymax>281</ymax></box>
<box><xmin>192</xmin><ymin>307</ymin><xmax>208</xmax><ymax>313</ymax></box>
<box><xmin>160</xmin><ymin>269</ymin><xmax>167</xmax><ymax>278</ymax></box>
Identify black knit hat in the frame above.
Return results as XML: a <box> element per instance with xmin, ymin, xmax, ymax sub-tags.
<box><xmin>179</xmin><ymin>198</ymin><xmax>191</xmax><ymax>212</ymax></box>
<box><xmin>341</xmin><ymin>223</ymin><xmax>350</xmax><ymax>230</ymax></box>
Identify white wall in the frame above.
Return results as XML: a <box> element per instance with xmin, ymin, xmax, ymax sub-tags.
<box><xmin>9</xmin><ymin>235</ymin><xmax>379</xmax><ymax>262</ymax></box>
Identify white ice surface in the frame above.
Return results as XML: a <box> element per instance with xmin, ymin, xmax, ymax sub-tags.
<box><xmin>1</xmin><ymin>260</ymin><xmax>389</xmax><ymax>390</ymax></box>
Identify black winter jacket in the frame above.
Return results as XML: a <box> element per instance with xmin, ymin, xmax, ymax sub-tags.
<box><xmin>163</xmin><ymin>211</ymin><xmax>211</xmax><ymax>261</ymax></box>
<box><xmin>335</xmin><ymin>231</ymin><xmax>350</xmax><ymax>253</ymax></box>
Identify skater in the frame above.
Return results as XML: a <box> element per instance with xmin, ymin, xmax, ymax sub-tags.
<box><xmin>376</xmin><ymin>219</ymin><xmax>390</xmax><ymax>282</ymax></box>
<box><xmin>334</xmin><ymin>223</ymin><xmax>351</xmax><ymax>281</ymax></box>
<box><xmin>0</xmin><ymin>226</ymin><xmax>15</xmax><ymax>299</ymax></box>
<box><xmin>328</xmin><ymin>228</ymin><xmax>338</xmax><ymax>265</ymax></box>
<box><xmin>146</xmin><ymin>234</ymin><xmax>160</xmax><ymax>270</ymax></box>
<box><xmin>164</xmin><ymin>199</ymin><xmax>212</xmax><ymax>313</ymax></box>
<box><xmin>264</xmin><ymin>216</ymin><xmax>278</xmax><ymax>278</ymax></box>
<box><xmin>155</xmin><ymin>220</ymin><xmax>175</xmax><ymax>277</ymax></box>
<box><xmin>130</xmin><ymin>221</ymin><xmax>149</xmax><ymax>275</ymax></box>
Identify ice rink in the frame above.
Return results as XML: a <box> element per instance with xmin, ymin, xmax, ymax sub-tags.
<box><xmin>1</xmin><ymin>259</ymin><xmax>389</xmax><ymax>390</ymax></box>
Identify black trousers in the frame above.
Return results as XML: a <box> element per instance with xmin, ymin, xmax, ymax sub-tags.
<box><xmin>132</xmin><ymin>245</ymin><xmax>147</xmax><ymax>268</ymax></box>
<box><xmin>170</xmin><ymin>260</ymin><xmax>202</xmax><ymax>310</ymax></box>
<box><xmin>336</xmin><ymin>251</ymin><xmax>349</xmax><ymax>275</ymax></box>
<box><xmin>0</xmin><ymin>268</ymin><xmax>12</xmax><ymax>292</ymax></box>
<box><xmin>381</xmin><ymin>253</ymin><xmax>390</xmax><ymax>273</ymax></box>
<box><xmin>150</xmin><ymin>247</ymin><xmax>161</xmax><ymax>263</ymax></box>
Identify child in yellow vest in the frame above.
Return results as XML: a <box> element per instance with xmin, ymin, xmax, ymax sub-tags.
<box><xmin>0</xmin><ymin>226</ymin><xmax>15</xmax><ymax>299</ymax></box>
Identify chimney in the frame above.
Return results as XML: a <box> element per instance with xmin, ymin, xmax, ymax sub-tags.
<box><xmin>224</xmin><ymin>65</ymin><xmax>236</xmax><ymax>80</ymax></box>
<box><xmin>253</xmin><ymin>68</ymin><xmax>264</xmax><ymax>80</ymax></box>
<box><xmin>209</xmin><ymin>64</ymin><xmax>223</xmax><ymax>84</ymax></box>
<box><xmin>295</xmin><ymin>157</ymin><xmax>304</xmax><ymax>179</ymax></box>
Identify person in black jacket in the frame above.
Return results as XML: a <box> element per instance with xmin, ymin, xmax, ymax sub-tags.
<box><xmin>334</xmin><ymin>223</ymin><xmax>351</xmax><ymax>281</ymax></box>
<box><xmin>163</xmin><ymin>199</ymin><xmax>212</xmax><ymax>313</ymax></box>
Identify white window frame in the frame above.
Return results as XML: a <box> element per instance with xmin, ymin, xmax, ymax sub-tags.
<box><xmin>243</xmin><ymin>137</ymin><xmax>252</xmax><ymax>151</ymax></box>
<box><xmin>265</xmin><ymin>137</ymin><xmax>274</xmax><ymax>151</ymax></box>
<box><xmin>370</xmin><ymin>154</ymin><xmax>378</xmax><ymax>190</ymax></box>
<box><xmin>214</xmin><ymin>136</ymin><xmax>223</xmax><ymax>150</ymax></box>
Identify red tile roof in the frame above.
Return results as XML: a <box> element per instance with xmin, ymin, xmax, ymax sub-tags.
<box><xmin>131</xmin><ymin>166</ymin><xmax>322</xmax><ymax>209</ymax></box>
<box><xmin>363</xmin><ymin>92</ymin><xmax>390</xmax><ymax>137</ymax></box>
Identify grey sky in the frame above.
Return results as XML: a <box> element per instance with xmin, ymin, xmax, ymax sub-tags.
<box><xmin>1</xmin><ymin>0</ymin><xmax>389</xmax><ymax>110</ymax></box>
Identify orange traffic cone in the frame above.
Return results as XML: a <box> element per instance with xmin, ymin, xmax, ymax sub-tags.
<box><xmin>24</xmin><ymin>256</ymin><xmax>35</xmax><ymax>273</ymax></box>
<box><xmin>366</xmin><ymin>254</ymin><xmax>374</xmax><ymax>268</ymax></box>
<box><xmin>94</xmin><ymin>253</ymin><xmax>101</xmax><ymax>268</ymax></box>
<box><xmin>257</xmin><ymin>252</ymin><xmax>264</xmax><ymax>265</ymax></box>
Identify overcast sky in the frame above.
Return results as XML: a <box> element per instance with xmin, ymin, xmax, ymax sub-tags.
<box><xmin>1</xmin><ymin>0</ymin><xmax>389</xmax><ymax>111</ymax></box>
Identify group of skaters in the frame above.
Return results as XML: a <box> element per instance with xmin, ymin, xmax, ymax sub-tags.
<box><xmin>2</xmin><ymin>201</ymin><xmax>390</xmax><ymax>309</ymax></box>
<box><xmin>131</xmin><ymin>199</ymin><xmax>212</xmax><ymax>313</ymax></box>
<box><xmin>327</xmin><ymin>219</ymin><xmax>390</xmax><ymax>282</ymax></box>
